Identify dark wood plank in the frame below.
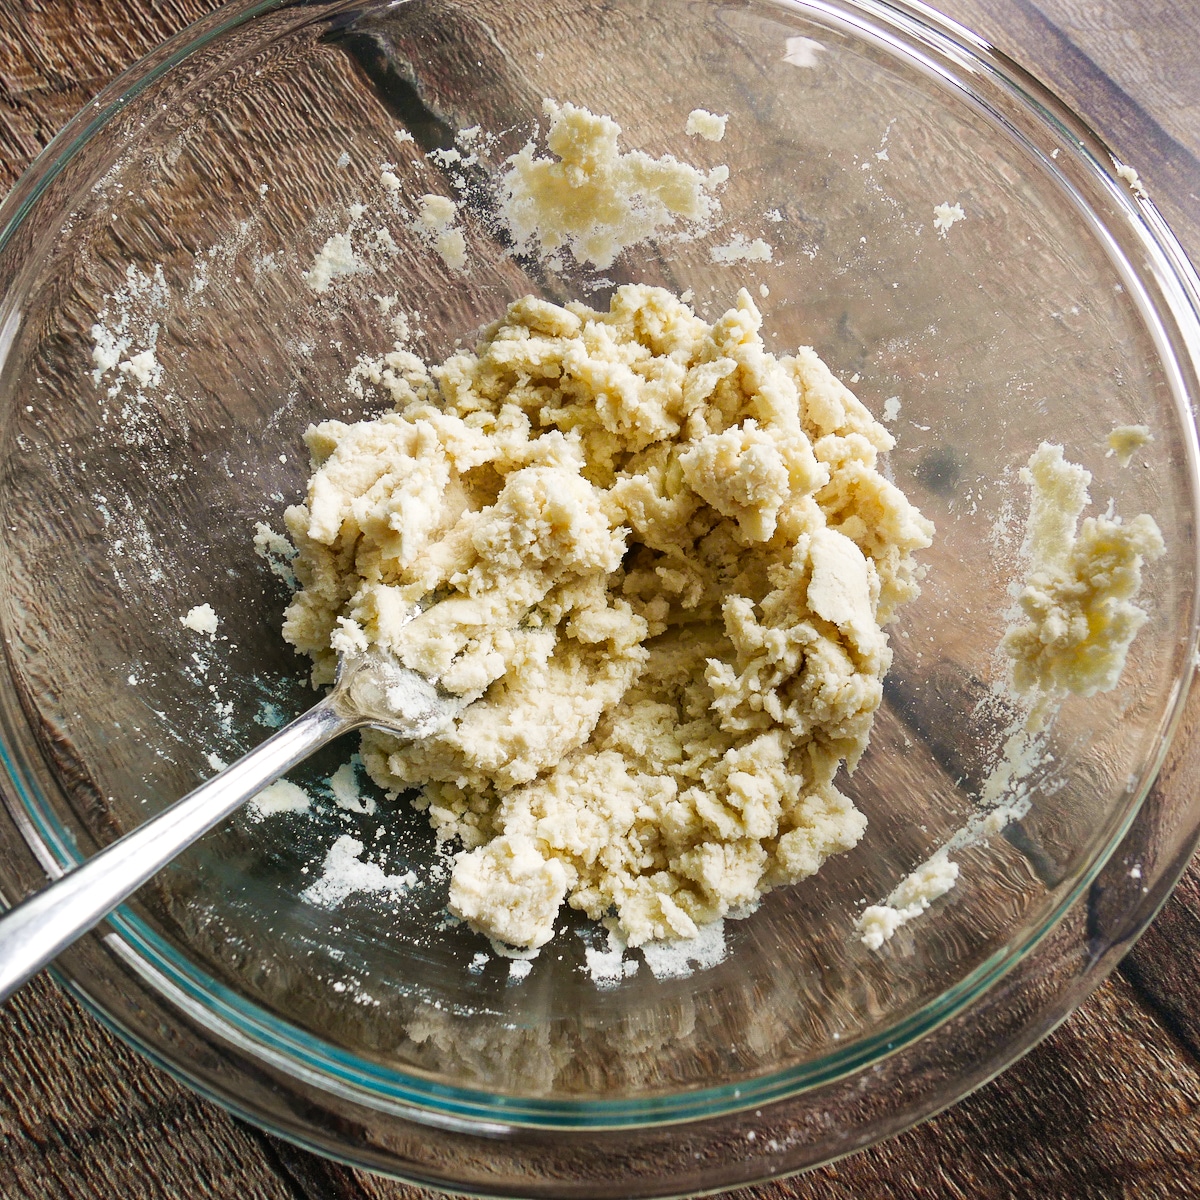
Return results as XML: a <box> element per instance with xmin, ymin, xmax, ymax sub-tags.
<box><xmin>1117</xmin><ymin>858</ymin><xmax>1200</xmax><ymax>1061</ymax></box>
<box><xmin>788</xmin><ymin>972</ymin><xmax>1200</xmax><ymax>1200</ymax></box>
<box><xmin>0</xmin><ymin>975</ymin><xmax>305</xmax><ymax>1200</ymax></box>
<box><xmin>940</xmin><ymin>0</ymin><xmax>1200</xmax><ymax>260</ymax></box>
<box><xmin>1029</xmin><ymin>0</ymin><xmax>1200</xmax><ymax>163</ymax></box>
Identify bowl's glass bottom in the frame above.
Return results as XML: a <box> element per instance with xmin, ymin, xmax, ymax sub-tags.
<box><xmin>0</xmin><ymin>0</ymin><xmax>1195</xmax><ymax>1139</ymax></box>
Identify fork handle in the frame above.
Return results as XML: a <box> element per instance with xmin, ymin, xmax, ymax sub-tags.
<box><xmin>0</xmin><ymin>696</ymin><xmax>357</xmax><ymax>1005</ymax></box>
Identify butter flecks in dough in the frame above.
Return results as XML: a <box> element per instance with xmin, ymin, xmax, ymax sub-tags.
<box><xmin>282</xmin><ymin>285</ymin><xmax>933</xmax><ymax>949</ymax></box>
<box><xmin>499</xmin><ymin>100</ymin><xmax>726</xmax><ymax>270</ymax></box>
<box><xmin>1002</xmin><ymin>442</ymin><xmax>1164</xmax><ymax>707</ymax></box>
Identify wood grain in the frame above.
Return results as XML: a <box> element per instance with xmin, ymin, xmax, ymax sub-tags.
<box><xmin>3</xmin><ymin>1</ymin><xmax>1200</xmax><ymax>1197</ymax></box>
<box><xmin>0</xmin><ymin>975</ymin><xmax>302</xmax><ymax>1200</ymax></box>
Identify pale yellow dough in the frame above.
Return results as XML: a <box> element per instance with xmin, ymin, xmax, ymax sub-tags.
<box><xmin>282</xmin><ymin>285</ymin><xmax>933</xmax><ymax>949</ymax></box>
<box><xmin>1106</xmin><ymin>423</ymin><xmax>1152</xmax><ymax>467</ymax></box>
<box><xmin>1002</xmin><ymin>442</ymin><xmax>1164</xmax><ymax>704</ymax></box>
<box><xmin>498</xmin><ymin>100</ymin><xmax>727</xmax><ymax>270</ymax></box>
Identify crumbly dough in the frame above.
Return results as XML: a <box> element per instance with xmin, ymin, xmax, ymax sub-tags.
<box><xmin>859</xmin><ymin>441</ymin><xmax>1164</xmax><ymax>952</ymax></box>
<box><xmin>1106</xmin><ymin>423</ymin><xmax>1152</xmax><ymax>467</ymax></box>
<box><xmin>282</xmin><ymin>285</ymin><xmax>933</xmax><ymax>949</ymax></box>
<box><xmin>181</xmin><ymin>603</ymin><xmax>219</xmax><ymax>635</ymax></box>
<box><xmin>933</xmin><ymin>202</ymin><xmax>965</xmax><ymax>234</ymax></box>
<box><xmin>686</xmin><ymin>109</ymin><xmax>728</xmax><ymax>142</ymax></box>
<box><xmin>415</xmin><ymin>194</ymin><xmax>467</xmax><ymax>271</ymax></box>
<box><xmin>1002</xmin><ymin>442</ymin><xmax>1164</xmax><ymax>702</ymax></box>
<box><xmin>856</xmin><ymin>853</ymin><xmax>959</xmax><ymax>950</ymax></box>
<box><xmin>498</xmin><ymin>100</ymin><xmax>728</xmax><ymax>269</ymax></box>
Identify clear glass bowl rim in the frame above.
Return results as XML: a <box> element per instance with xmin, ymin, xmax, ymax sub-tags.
<box><xmin>1</xmin><ymin>0</ymin><xmax>1200</xmax><ymax>1186</ymax></box>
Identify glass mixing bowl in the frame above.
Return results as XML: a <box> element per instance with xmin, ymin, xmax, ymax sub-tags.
<box><xmin>2</xmin><ymin>0</ymin><xmax>1200</xmax><ymax>1194</ymax></box>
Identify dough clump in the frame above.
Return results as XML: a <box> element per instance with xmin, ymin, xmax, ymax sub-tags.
<box><xmin>282</xmin><ymin>285</ymin><xmax>933</xmax><ymax>949</ymax></box>
<box><xmin>686</xmin><ymin>109</ymin><xmax>728</xmax><ymax>142</ymax></box>
<box><xmin>1106</xmin><ymin>423</ymin><xmax>1152</xmax><ymax>467</ymax></box>
<box><xmin>499</xmin><ymin>100</ymin><xmax>727</xmax><ymax>269</ymax></box>
<box><xmin>1002</xmin><ymin>441</ymin><xmax>1164</xmax><ymax>707</ymax></box>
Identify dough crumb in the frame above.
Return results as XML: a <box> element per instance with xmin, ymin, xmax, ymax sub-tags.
<box><xmin>181</xmin><ymin>603</ymin><xmax>219</xmax><ymax>636</ymax></box>
<box><xmin>119</xmin><ymin>347</ymin><xmax>162</xmax><ymax>389</ymax></box>
<box><xmin>498</xmin><ymin>99</ymin><xmax>725</xmax><ymax>269</ymax></box>
<box><xmin>1106</xmin><ymin>423</ymin><xmax>1152</xmax><ymax>466</ymax></box>
<box><xmin>686</xmin><ymin>109</ymin><xmax>728</xmax><ymax>141</ymax></box>
<box><xmin>857</xmin><ymin>854</ymin><xmax>959</xmax><ymax>949</ymax></box>
<box><xmin>281</xmin><ymin>285</ymin><xmax>933</xmax><ymax>950</ymax></box>
<box><xmin>882</xmin><ymin>396</ymin><xmax>901</xmax><ymax>422</ymax></box>
<box><xmin>710</xmin><ymin>233</ymin><xmax>773</xmax><ymax>264</ymax></box>
<box><xmin>91</xmin><ymin>324</ymin><xmax>130</xmax><ymax>382</ymax></box>
<box><xmin>933</xmin><ymin>202</ymin><xmax>965</xmax><ymax>235</ymax></box>
<box><xmin>1113</xmin><ymin>158</ymin><xmax>1149</xmax><ymax>199</ymax></box>
<box><xmin>416</xmin><ymin>193</ymin><xmax>467</xmax><ymax>270</ymax></box>
<box><xmin>1001</xmin><ymin>442</ymin><xmax>1164</xmax><ymax>705</ymax></box>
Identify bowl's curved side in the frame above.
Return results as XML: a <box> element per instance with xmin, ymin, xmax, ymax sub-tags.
<box><xmin>0</xmin><ymin>0</ymin><xmax>1199</xmax><ymax>1194</ymax></box>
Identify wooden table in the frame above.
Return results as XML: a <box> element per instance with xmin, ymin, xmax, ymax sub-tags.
<box><xmin>4</xmin><ymin>1</ymin><xmax>1200</xmax><ymax>1196</ymax></box>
